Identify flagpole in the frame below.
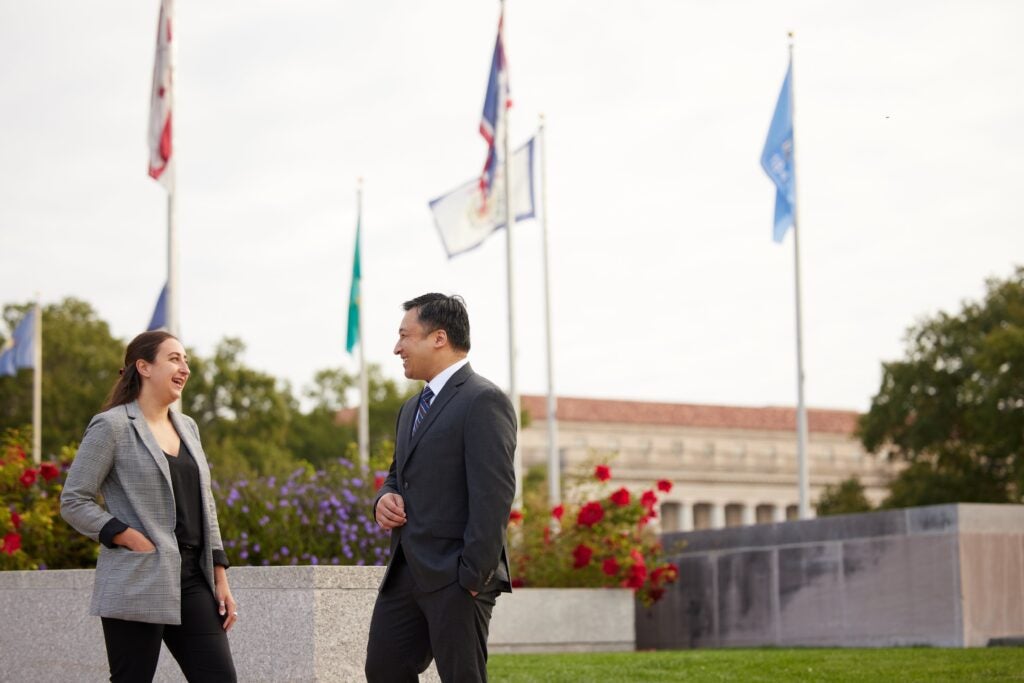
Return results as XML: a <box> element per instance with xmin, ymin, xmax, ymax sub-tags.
<box><xmin>498</xmin><ymin>0</ymin><xmax>522</xmax><ymax>509</ymax></box>
<box><xmin>32</xmin><ymin>297</ymin><xmax>41</xmax><ymax>465</ymax></box>
<box><xmin>538</xmin><ymin>114</ymin><xmax>560</xmax><ymax>506</ymax></box>
<box><xmin>788</xmin><ymin>33</ymin><xmax>810</xmax><ymax>519</ymax></box>
<box><xmin>167</xmin><ymin>0</ymin><xmax>179</xmax><ymax>342</ymax></box>
<box><xmin>357</xmin><ymin>178</ymin><xmax>370</xmax><ymax>471</ymax></box>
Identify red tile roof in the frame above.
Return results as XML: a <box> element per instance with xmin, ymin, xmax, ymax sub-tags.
<box><xmin>520</xmin><ymin>395</ymin><xmax>859</xmax><ymax>435</ymax></box>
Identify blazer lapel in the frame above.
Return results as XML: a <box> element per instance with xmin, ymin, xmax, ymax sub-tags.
<box><xmin>406</xmin><ymin>363</ymin><xmax>473</xmax><ymax>455</ymax></box>
<box><xmin>126</xmin><ymin>400</ymin><xmax>173</xmax><ymax>490</ymax></box>
<box><xmin>170</xmin><ymin>411</ymin><xmax>204</xmax><ymax>467</ymax></box>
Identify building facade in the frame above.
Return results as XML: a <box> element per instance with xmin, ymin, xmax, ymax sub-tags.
<box><xmin>519</xmin><ymin>395</ymin><xmax>896</xmax><ymax>532</ymax></box>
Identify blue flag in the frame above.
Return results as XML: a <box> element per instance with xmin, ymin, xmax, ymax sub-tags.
<box><xmin>761</xmin><ymin>59</ymin><xmax>795</xmax><ymax>243</ymax></box>
<box><xmin>148</xmin><ymin>283</ymin><xmax>168</xmax><ymax>331</ymax></box>
<box><xmin>0</xmin><ymin>309</ymin><xmax>37</xmax><ymax>377</ymax></box>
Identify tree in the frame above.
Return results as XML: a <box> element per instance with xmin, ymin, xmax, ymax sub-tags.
<box><xmin>182</xmin><ymin>338</ymin><xmax>298</xmax><ymax>478</ymax></box>
<box><xmin>859</xmin><ymin>267</ymin><xmax>1024</xmax><ymax>506</ymax></box>
<box><xmin>815</xmin><ymin>476</ymin><xmax>873</xmax><ymax>516</ymax></box>
<box><xmin>0</xmin><ymin>299</ymin><xmax>122</xmax><ymax>456</ymax></box>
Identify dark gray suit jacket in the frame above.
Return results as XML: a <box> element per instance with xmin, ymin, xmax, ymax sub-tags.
<box><xmin>60</xmin><ymin>401</ymin><xmax>226</xmax><ymax>625</ymax></box>
<box><xmin>375</xmin><ymin>363</ymin><xmax>517</xmax><ymax>594</ymax></box>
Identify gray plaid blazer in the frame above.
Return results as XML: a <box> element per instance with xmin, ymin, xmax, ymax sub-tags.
<box><xmin>60</xmin><ymin>401</ymin><xmax>226</xmax><ymax>625</ymax></box>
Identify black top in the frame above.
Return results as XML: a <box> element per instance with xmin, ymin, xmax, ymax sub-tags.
<box><xmin>98</xmin><ymin>440</ymin><xmax>229</xmax><ymax>568</ymax></box>
<box><xmin>164</xmin><ymin>442</ymin><xmax>203</xmax><ymax>549</ymax></box>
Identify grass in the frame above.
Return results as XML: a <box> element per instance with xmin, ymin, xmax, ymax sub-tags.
<box><xmin>487</xmin><ymin>648</ymin><xmax>1024</xmax><ymax>682</ymax></box>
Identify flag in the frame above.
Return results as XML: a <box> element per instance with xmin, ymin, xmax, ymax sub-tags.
<box><xmin>148</xmin><ymin>283</ymin><xmax>168</xmax><ymax>331</ymax></box>
<box><xmin>761</xmin><ymin>59</ymin><xmax>795</xmax><ymax>243</ymax></box>
<box><xmin>478</xmin><ymin>13</ymin><xmax>510</xmax><ymax>212</ymax></box>
<box><xmin>0</xmin><ymin>309</ymin><xmax>37</xmax><ymax>377</ymax></box>
<box><xmin>346</xmin><ymin>217</ymin><xmax>361</xmax><ymax>354</ymax></box>
<box><xmin>148</xmin><ymin>0</ymin><xmax>174</xmax><ymax>188</ymax></box>
<box><xmin>429</xmin><ymin>137</ymin><xmax>537</xmax><ymax>258</ymax></box>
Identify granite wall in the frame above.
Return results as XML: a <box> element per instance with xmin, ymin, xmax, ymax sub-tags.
<box><xmin>637</xmin><ymin>504</ymin><xmax>1024</xmax><ymax>649</ymax></box>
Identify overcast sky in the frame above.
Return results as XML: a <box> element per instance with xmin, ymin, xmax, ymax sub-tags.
<box><xmin>2</xmin><ymin>1</ymin><xmax>1022</xmax><ymax>413</ymax></box>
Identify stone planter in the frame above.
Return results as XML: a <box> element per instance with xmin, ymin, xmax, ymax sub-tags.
<box><xmin>488</xmin><ymin>587</ymin><xmax>636</xmax><ymax>653</ymax></box>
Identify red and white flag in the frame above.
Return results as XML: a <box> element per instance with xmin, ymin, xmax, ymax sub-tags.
<box><xmin>148</xmin><ymin>0</ymin><xmax>173</xmax><ymax>188</ymax></box>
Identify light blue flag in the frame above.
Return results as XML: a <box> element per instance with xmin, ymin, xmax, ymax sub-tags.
<box><xmin>0</xmin><ymin>309</ymin><xmax>37</xmax><ymax>377</ymax></box>
<box><xmin>761</xmin><ymin>59</ymin><xmax>795</xmax><ymax>243</ymax></box>
<box><xmin>147</xmin><ymin>283</ymin><xmax>168</xmax><ymax>331</ymax></box>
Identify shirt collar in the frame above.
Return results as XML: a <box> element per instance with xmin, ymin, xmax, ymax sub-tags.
<box><xmin>426</xmin><ymin>357</ymin><xmax>469</xmax><ymax>399</ymax></box>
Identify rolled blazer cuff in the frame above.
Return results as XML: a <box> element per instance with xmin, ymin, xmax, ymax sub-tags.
<box><xmin>212</xmin><ymin>549</ymin><xmax>230</xmax><ymax>569</ymax></box>
<box><xmin>98</xmin><ymin>517</ymin><xmax>129</xmax><ymax>549</ymax></box>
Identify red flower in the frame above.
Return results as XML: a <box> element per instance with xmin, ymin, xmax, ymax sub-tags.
<box><xmin>10</xmin><ymin>511</ymin><xmax>21</xmax><ymax>530</ymax></box>
<box><xmin>40</xmin><ymin>462</ymin><xmax>60</xmax><ymax>482</ymax></box>
<box><xmin>19</xmin><ymin>469</ymin><xmax>37</xmax><ymax>487</ymax></box>
<box><xmin>629</xmin><ymin>548</ymin><xmax>646</xmax><ymax>566</ymax></box>
<box><xmin>594</xmin><ymin>464</ymin><xmax>611</xmax><ymax>482</ymax></box>
<box><xmin>551</xmin><ymin>504</ymin><xmax>564</xmax><ymax>521</ymax></box>
<box><xmin>373</xmin><ymin>474</ymin><xmax>385</xmax><ymax>490</ymax></box>
<box><xmin>577</xmin><ymin>501</ymin><xmax>604</xmax><ymax>527</ymax></box>
<box><xmin>572</xmin><ymin>544</ymin><xmax>593</xmax><ymax>569</ymax></box>
<box><xmin>657</xmin><ymin>479</ymin><xmax>673</xmax><ymax>493</ymax></box>
<box><xmin>601</xmin><ymin>557</ymin><xmax>621</xmax><ymax>576</ymax></box>
<box><xmin>508</xmin><ymin>509</ymin><xmax>524</xmax><ymax>524</ymax></box>
<box><xmin>511</xmin><ymin>577</ymin><xmax>526</xmax><ymax>588</ymax></box>
<box><xmin>648</xmin><ymin>587</ymin><xmax>665</xmax><ymax>603</ymax></box>
<box><xmin>622</xmin><ymin>562</ymin><xmax>647</xmax><ymax>589</ymax></box>
<box><xmin>610</xmin><ymin>487</ymin><xmax>631</xmax><ymax>506</ymax></box>
<box><xmin>2</xmin><ymin>532</ymin><xmax>21</xmax><ymax>555</ymax></box>
<box><xmin>641</xmin><ymin>490</ymin><xmax>658</xmax><ymax>510</ymax></box>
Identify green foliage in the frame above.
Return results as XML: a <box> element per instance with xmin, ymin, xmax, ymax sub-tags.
<box><xmin>509</xmin><ymin>462</ymin><xmax>679</xmax><ymax>606</ymax></box>
<box><xmin>859</xmin><ymin>266</ymin><xmax>1024</xmax><ymax>506</ymax></box>
<box><xmin>815</xmin><ymin>476</ymin><xmax>874</xmax><ymax>516</ymax></box>
<box><xmin>182</xmin><ymin>338</ymin><xmax>298</xmax><ymax>479</ymax></box>
<box><xmin>287</xmin><ymin>364</ymin><xmax>416</xmax><ymax>470</ymax></box>
<box><xmin>0</xmin><ymin>429</ymin><xmax>98</xmax><ymax>570</ymax></box>
<box><xmin>0</xmin><ymin>298</ymin><xmax>122</xmax><ymax>457</ymax></box>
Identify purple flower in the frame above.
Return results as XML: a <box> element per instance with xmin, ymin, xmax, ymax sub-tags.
<box><xmin>259</xmin><ymin>515</ymin><xmax>270</xmax><ymax>526</ymax></box>
<box><xmin>253</xmin><ymin>543</ymin><xmax>261</xmax><ymax>552</ymax></box>
<box><xmin>240</xmin><ymin>550</ymin><xmax>249</xmax><ymax>560</ymax></box>
<box><xmin>241</xmin><ymin>505</ymin><xmax>249</xmax><ymax>513</ymax></box>
<box><xmin>281</xmin><ymin>546</ymin><xmax>290</xmax><ymax>556</ymax></box>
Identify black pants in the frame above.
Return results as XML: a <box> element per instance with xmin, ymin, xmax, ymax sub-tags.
<box><xmin>100</xmin><ymin>549</ymin><xmax>236</xmax><ymax>683</ymax></box>
<box><xmin>366</xmin><ymin>549</ymin><xmax>498</xmax><ymax>683</ymax></box>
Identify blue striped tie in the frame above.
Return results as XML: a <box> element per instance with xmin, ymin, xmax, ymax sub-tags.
<box><xmin>412</xmin><ymin>385</ymin><xmax>434</xmax><ymax>435</ymax></box>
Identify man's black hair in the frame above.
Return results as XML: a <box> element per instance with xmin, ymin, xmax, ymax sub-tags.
<box><xmin>403</xmin><ymin>293</ymin><xmax>471</xmax><ymax>352</ymax></box>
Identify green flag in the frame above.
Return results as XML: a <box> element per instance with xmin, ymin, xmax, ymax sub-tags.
<box><xmin>345</xmin><ymin>218</ymin><xmax>361</xmax><ymax>354</ymax></box>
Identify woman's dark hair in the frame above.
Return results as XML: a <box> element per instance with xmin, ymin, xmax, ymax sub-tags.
<box><xmin>102</xmin><ymin>331</ymin><xmax>178</xmax><ymax>410</ymax></box>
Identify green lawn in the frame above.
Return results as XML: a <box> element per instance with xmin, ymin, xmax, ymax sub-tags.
<box><xmin>488</xmin><ymin>648</ymin><xmax>1024</xmax><ymax>682</ymax></box>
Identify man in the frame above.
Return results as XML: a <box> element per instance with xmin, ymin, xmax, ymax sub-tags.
<box><xmin>365</xmin><ymin>293</ymin><xmax>517</xmax><ymax>683</ymax></box>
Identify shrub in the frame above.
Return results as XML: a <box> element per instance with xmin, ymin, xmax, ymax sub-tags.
<box><xmin>509</xmin><ymin>463</ymin><xmax>679</xmax><ymax>606</ymax></box>
<box><xmin>213</xmin><ymin>449</ymin><xmax>391</xmax><ymax>567</ymax></box>
<box><xmin>0</xmin><ymin>429</ymin><xmax>97</xmax><ymax>570</ymax></box>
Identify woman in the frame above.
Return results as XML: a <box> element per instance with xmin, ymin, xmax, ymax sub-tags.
<box><xmin>61</xmin><ymin>331</ymin><xmax>238</xmax><ymax>682</ymax></box>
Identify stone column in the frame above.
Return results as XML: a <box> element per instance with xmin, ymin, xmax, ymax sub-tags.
<box><xmin>710</xmin><ymin>503</ymin><xmax>725</xmax><ymax>529</ymax></box>
<box><xmin>773</xmin><ymin>504</ymin><xmax>786</xmax><ymax>523</ymax></box>
<box><xmin>741</xmin><ymin>503</ymin><xmax>755</xmax><ymax>527</ymax></box>
<box><xmin>681</xmin><ymin>502</ymin><xmax>694</xmax><ymax>532</ymax></box>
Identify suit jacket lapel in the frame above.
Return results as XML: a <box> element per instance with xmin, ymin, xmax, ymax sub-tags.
<box><xmin>126</xmin><ymin>400</ymin><xmax>173</xmax><ymax>490</ymax></box>
<box><xmin>395</xmin><ymin>394</ymin><xmax>417</xmax><ymax>474</ymax></box>
<box><xmin>406</xmin><ymin>363</ymin><xmax>474</xmax><ymax>455</ymax></box>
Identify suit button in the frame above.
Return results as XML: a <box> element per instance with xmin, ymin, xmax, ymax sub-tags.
<box><xmin>404</xmin><ymin>482</ymin><xmax>410</xmax><ymax>489</ymax></box>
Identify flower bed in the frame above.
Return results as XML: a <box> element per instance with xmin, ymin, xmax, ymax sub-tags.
<box><xmin>508</xmin><ymin>464</ymin><xmax>679</xmax><ymax>606</ymax></box>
